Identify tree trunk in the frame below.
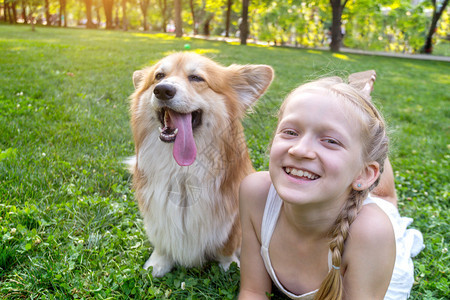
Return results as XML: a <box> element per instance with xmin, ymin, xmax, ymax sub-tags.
<box><xmin>45</xmin><ymin>0</ymin><xmax>51</xmax><ymax>25</ymax></box>
<box><xmin>240</xmin><ymin>0</ymin><xmax>249</xmax><ymax>45</ymax></box>
<box><xmin>225</xmin><ymin>0</ymin><xmax>232</xmax><ymax>37</ymax></box>
<box><xmin>162</xmin><ymin>0</ymin><xmax>167</xmax><ymax>32</ymax></box>
<box><xmin>59</xmin><ymin>0</ymin><xmax>63</xmax><ymax>26</ymax></box>
<box><xmin>189</xmin><ymin>0</ymin><xmax>197</xmax><ymax>35</ymax></box>
<box><xmin>140</xmin><ymin>0</ymin><xmax>149</xmax><ymax>31</ymax></box>
<box><xmin>330</xmin><ymin>0</ymin><xmax>347</xmax><ymax>52</ymax></box>
<box><xmin>96</xmin><ymin>6</ymin><xmax>101</xmax><ymax>25</ymax></box>
<box><xmin>422</xmin><ymin>0</ymin><xmax>449</xmax><ymax>54</ymax></box>
<box><xmin>158</xmin><ymin>0</ymin><xmax>167</xmax><ymax>32</ymax></box>
<box><xmin>202</xmin><ymin>13</ymin><xmax>214</xmax><ymax>36</ymax></box>
<box><xmin>85</xmin><ymin>0</ymin><xmax>95</xmax><ymax>28</ymax></box>
<box><xmin>5</xmin><ymin>2</ymin><xmax>10</xmax><ymax>23</ymax></box>
<box><xmin>11</xmin><ymin>1</ymin><xmax>18</xmax><ymax>24</ymax></box>
<box><xmin>31</xmin><ymin>16</ymin><xmax>35</xmax><ymax>31</ymax></box>
<box><xmin>21</xmin><ymin>0</ymin><xmax>26</xmax><ymax>22</ymax></box>
<box><xmin>103</xmin><ymin>0</ymin><xmax>114</xmax><ymax>29</ymax></box>
<box><xmin>122</xmin><ymin>0</ymin><xmax>128</xmax><ymax>31</ymax></box>
<box><xmin>59</xmin><ymin>0</ymin><xmax>67</xmax><ymax>27</ymax></box>
<box><xmin>175</xmin><ymin>0</ymin><xmax>183</xmax><ymax>37</ymax></box>
<box><xmin>115</xmin><ymin>6</ymin><xmax>119</xmax><ymax>28</ymax></box>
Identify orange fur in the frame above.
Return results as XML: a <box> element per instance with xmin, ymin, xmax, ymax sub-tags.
<box><xmin>128</xmin><ymin>52</ymin><xmax>273</xmax><ymax>277</ymax></box>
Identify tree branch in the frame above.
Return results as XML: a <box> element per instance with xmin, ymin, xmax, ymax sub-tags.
<box><xmin>341</xmin><ymin>0</ymin><xmax>349</xmax><ymax>10</ymax></box>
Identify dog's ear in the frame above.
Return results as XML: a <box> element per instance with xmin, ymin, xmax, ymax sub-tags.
<box><xmin>348</xmin><ymin>70</ymin><xmax>376</xmax><ymax>97</ymax></box>
<box><xmin>229</xmin><ymin>65</ymin><xmax>274</xmax><ymax>108</ymax></box>
<box><xmin>133</xmin><ymin>70</ymin><xmax>145</xmax><ymax>89</ymax></box>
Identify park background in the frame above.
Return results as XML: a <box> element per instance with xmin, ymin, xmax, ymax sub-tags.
<box><xmin>1</xmin><ymin>0</ymin><xmax>449</xmax><ymax>54</ymax></box>
<box><xmin>1</xmin><ymin>1</ymin><xmax>449</xmax><ymax>299</ymax></box>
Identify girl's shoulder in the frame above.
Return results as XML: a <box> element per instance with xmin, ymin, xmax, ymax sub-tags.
<box><xmin>240</xmin><ymin>171</ymin><xmax>272</xmax><ymax>205</ymax></box>
<box><xmin>239</xmin><ymin>171</ymin><xmax>272</xmax><ymax>238</ymax></box>
<box><xmin>342</xmin><ymin>201</ymin><xmax>396</xmax><ymax>294</ymax></box>
<box><xmin>343</xmin><ymin>200</ymin><xmax>396</xmax><ymax>270</ymax></box>
<box><xmin>349</xmin><ymin>201</ymin><xmax>395</xmax><ymax>245</ymax></box>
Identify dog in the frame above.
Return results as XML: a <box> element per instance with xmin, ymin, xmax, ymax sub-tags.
<box><xmin>128</xmin><ymin>52</ymin><xmax>274</xmax><ymax>277</ymax></box>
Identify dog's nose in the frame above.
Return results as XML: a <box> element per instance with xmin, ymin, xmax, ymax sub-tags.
<box><xmin>154</xmin><ymin>84</ymin><xmax>176</xmax><ymax>101</ymax></box>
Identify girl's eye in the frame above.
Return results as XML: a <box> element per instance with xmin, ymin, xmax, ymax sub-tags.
<box><xmin>283</xmin><ymin>130</ymin><xmax>298</xmax><ymax>136</ymax></box>
<box><xmin>323</xmin><ymin>138</ymin><xmax>341</xmax><ymax>146</ymax></box>
<box><xmin>188</xmin><ymin>75</ymin><xmax>204</xmax><ymax>82</ymax></box>
<box><xmin>155</xmin><ymin>73</ymin><xmax>165</xmax><ymax>80</ymax></box>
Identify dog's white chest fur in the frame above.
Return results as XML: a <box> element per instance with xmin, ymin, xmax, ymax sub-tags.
<box><xmin>137</xmin><ymin>134</ymin><xmax>233</xmax><ymax>267</ymax></box>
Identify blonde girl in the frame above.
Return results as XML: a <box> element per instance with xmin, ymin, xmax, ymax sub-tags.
<box><xmin>239</xmin><ymin>74</ymin><xmax>423</xmax><ymax>299</ymax></box>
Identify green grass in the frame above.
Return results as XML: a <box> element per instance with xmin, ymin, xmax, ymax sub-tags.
<box><xmin>1</xmin><ymin>24</ymin><xmax>449</xmax><ymax>299</ymax></box>
<box><xmin>433</xmin><ymin>39</ymin><xmax>450</xmax><ymax>57</ymax></box>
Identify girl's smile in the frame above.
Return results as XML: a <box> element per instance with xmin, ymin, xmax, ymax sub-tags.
<box><xmin>284</xmin><ymin>167</ymin><xmax>320</xmax><ymax>180</ymax></box>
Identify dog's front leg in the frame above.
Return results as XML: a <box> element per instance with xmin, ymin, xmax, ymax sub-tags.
<box><xmin>143</xmin><ymin>249</ymin><xmax>174</xmax><ymax>278</ymax></box>
<box><xmin>218</xmin><ymin>253</ymin><xmax>240</xmax><ymax>271</ymax></box>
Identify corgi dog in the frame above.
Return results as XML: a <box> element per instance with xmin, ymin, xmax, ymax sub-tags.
<box><xmin>129</xmin><ymin>52</ymin><xmax>274</xmax><ymax>277</ymax></box>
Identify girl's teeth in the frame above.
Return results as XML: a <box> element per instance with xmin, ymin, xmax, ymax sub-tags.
<box><xmin>286</xmin><ymin>167</ymin><xmax>317</xmax><ymax>179</ymax></box>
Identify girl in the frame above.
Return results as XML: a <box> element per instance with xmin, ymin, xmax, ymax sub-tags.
<box><xmin>239</xmin><ymin>75</ymin><xmax>423</xmax><ymax>299</ymax></box>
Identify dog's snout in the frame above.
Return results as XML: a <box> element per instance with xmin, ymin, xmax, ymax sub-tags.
<box><xmin>154</xmin><ymin>84</ymin><xmax>176</xmax><ymax>101</ymax></box>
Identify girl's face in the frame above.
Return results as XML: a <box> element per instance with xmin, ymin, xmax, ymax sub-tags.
<box><xmin>269</xmin><ymin>90</ymin><xmax>366</xmax><ymax>207</ymax></box>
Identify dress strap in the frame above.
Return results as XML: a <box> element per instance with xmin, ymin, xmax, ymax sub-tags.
<box><xmin>261</xmin><ymin>184</ymin><xmax>283</xmax><ymax>248</ymax></box>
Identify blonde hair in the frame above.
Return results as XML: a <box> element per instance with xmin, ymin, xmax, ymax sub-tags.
<box><xmin>276</xmin><ymin>76</ymin><xmax>389</xmax><ymax>300</ymax></box>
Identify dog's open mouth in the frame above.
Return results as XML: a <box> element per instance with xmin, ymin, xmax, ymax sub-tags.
<box><xmin>157</xmin><ymin>108</ymin><xmax>202</xmax><ymax>166</ymax></box>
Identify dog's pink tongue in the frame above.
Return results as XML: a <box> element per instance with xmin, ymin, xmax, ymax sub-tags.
<box><xmin>169</xmin><ymin>110</ymin><xmax>197</xmax><ymax>166</ymax></box>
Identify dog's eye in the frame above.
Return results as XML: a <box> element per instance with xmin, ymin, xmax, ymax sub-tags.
<box><xmin>155</xmin><ymin>73</ymin><xmax>165</xmax><ymax>80</ymax></box>
<box><xmin>188</xmin><ymin>75</ymin><xmax>204</xmax><ymax>82</ymax></box>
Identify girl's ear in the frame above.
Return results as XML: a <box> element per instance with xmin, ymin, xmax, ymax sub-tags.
<box><xmin>353</xmin><ymin>162</ymin><xmax>380</xmax><ymax>191</ymax></box>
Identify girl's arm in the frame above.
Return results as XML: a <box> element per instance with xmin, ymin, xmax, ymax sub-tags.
<box><xmin>239</xmin><ymin>172</ymin><xmax>273</xmax><ymax>300</ymax></box>
<box><xmin>342</xmin><ymin>204</ymin><xmax>396</xmax><ymax>299</ymax></box>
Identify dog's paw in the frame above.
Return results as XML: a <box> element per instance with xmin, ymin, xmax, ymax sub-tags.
<box><xmin>143</xmin><ymin>251</ymin><xmax>174</xmax><ymax>277</ymax></box>
<box><xmin>218</xmin><ymin>253</ymin><xmax>240</xmax><ymax>271</ymax></box>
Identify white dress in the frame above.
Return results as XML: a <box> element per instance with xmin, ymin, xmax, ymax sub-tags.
<box><xmin>260</xmin><ymin>184</ymin><xmax>424</xmax><ymax>299</ymax></box>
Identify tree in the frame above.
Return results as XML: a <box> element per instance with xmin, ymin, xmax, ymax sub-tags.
<box><xmin>202</xmin><ymin>12</ymin><xmax>214</xmax><ymax>35</ymax></box>
<box><xmin>240</xmin><ymin>0</ymin><xmax>249</xmax><ymax>45</ymax></box>
<box><xmin>59</xmin><ymin>0</ymin><xmax>68</xmax><ymax>27</ymax></box>
<box><xmin>225</xmin><ymin>0</ymin><xmax>232</xmax><ymax>37</ymax></box>
<box><xmin>44</xmin><ymin>0</ymin><xmax>51</xmax><ymax>26</ymax></box>
<box><xmin>103</xmin><ymin>0</ymin><xmax>114</xmax><ymax>29</ymax></box>
<box><xmin>422</xmin><ymin>0</ymin><xmax>449</xmax><ymax>53</ymax></box>
<box><xmin>85</xmin><ymin>0</ymin><xmax>95</xmax><ymax>28</ymax></box>
<box><xmin>329</xmin><ymin>0</ymin><xmax>349</xmax><ymax>52</ymax></box>
<box><xmin>139</xmin><ymin>0</ymin><xmax>150</xmax><ymax>31</ymax></box>
<box><xmin>189</xmin><ymin>0</ymin><xmax>198</xmax><ymax>34</ymax></box>
<box><xmin>121</xmin><ymin>0</ymin><xmax>128</xmax><ymax>31</ymax></box>
<box><xmin>157</xmin><ymin>0</ymin><xmax>167</xmax><ymax>32</ymax></box>
<box><xmin>4</xmin><ymin>1</ymin><xmax>18</xmax><ymax>24</ymax></box>
<box><xmin>27</xmin><ymin>0</ymin><xmax>43</xmax><ymax>30</ymax></box>
<box><xmin>175</xmin><ymin>0</ymin><xmax>183</xmax><ymax>37</ymax></box>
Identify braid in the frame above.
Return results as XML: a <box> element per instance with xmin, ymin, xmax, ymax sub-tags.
<box><xmin>314</xmin><ymin>189</ymin><xmax>367</xmax><ymax>300</ymax></box>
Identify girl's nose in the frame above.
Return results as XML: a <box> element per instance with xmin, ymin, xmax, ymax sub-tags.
<box><xmin>288</xmin><ymin>136</ymin><xmax>316</xmax><ymax>159</ymax></box>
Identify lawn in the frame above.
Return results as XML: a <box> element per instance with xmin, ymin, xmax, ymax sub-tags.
<box><xmin>0</xmin><ymin>24</ymin><xmax>448</xmax><ymax>299</ymax></box>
